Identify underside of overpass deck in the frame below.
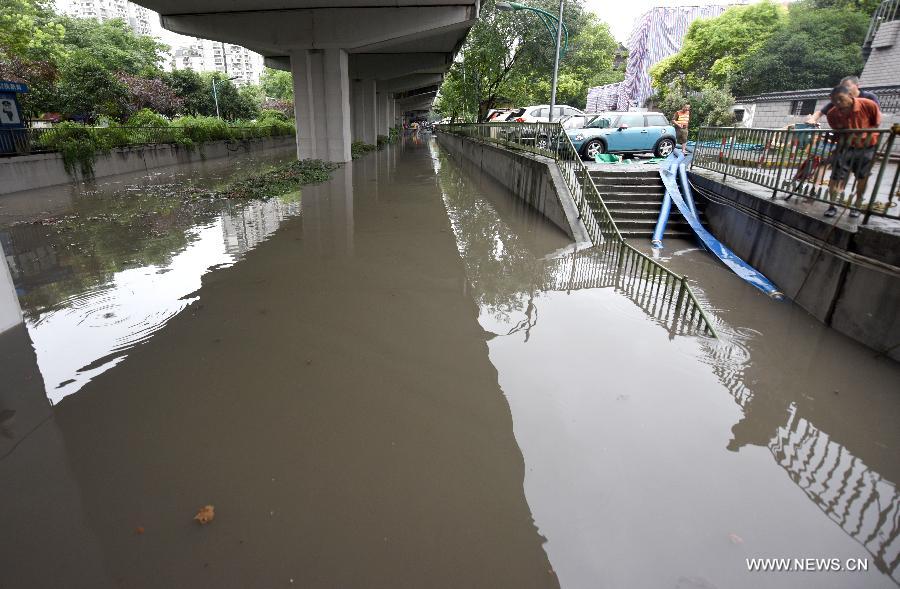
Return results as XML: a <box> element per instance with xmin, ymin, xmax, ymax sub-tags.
<box><xmin>132</xmin><ymin>1</ymin><xmax>478</xmax><ymax>162</ymax></box>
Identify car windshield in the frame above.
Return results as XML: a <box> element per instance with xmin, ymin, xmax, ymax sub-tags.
<box><xmin>587</xmin><ymin>116</ymin><xmax>613</xmax><ymax>129</ymax></box>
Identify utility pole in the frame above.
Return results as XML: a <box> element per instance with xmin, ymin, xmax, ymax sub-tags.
<box><xmin>548</xmin><ymin>0</ymin><xmax>564</xmax><ymax>123</ymax></box>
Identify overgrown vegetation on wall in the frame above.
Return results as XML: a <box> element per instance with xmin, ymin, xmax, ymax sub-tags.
<box><xmin>39</xmin><ymin>109</ymin><xmax>295</xmax><ymax>177</ymax></box>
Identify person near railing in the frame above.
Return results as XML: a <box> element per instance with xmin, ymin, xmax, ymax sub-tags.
<box><xmin>672</xmin><ymin>103</ymin><xmax>691</xmax><ymax>155</ymax></box>
<box><xmin>823</xmin><ymin>85</ymin><xmax>882</xmax><ymax>218</ymax></box>
<box><xmin>806</xmin><ymin>76</ymin><xmax>879</xmax><ymax>125</ymax></box>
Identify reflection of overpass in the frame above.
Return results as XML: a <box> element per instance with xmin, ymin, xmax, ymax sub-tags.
<box><xmin>133</xmin><ymin>1</ymin><xmax>478</xmax><ymax>161</ymax></box>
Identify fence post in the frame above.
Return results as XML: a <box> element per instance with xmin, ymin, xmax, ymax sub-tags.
<box><xmin>770</xmin><ymin>129</ymin><xmax>786</xmax><ymax>199</ymax></box>
<box><xmin>675</xmin><ymin>275</ymin><xmax>688</xmax><ymax>316</ymax></box>
<box><xmin>723</xmin><ymin>130</ymin><xmax>737</xmax><ymax>182</ymax></box>
<box><xmin>863</xmin><ymin>125</ymin><xmax>898</xmax><ymax>225</ymax></box>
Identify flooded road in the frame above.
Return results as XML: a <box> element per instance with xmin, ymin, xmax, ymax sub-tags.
<box><xmin>1</xmin><ymin>137</ymin><xmax>898</xmax><ymax>588</ymax></box>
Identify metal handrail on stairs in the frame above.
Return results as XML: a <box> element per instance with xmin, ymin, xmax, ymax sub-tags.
<box><xmin>438</xmin><ymin>121</ymin><xmax>718</xmax><ymax>338</ymax></box>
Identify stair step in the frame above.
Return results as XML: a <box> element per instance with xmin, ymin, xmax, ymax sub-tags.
<box><xmin>620</xmin><ymin>231</ymin><xmax>697</xmax><ymax>239</ymax></box>
<box><xmin>594</xmin><ymin>187</ymin><xmax>664</xmax><ymax>196</ymax></box>
<box><xmin>590</xmin><ymin>171</ymin><xmax>660</xmax><ymax>180</ymax></box>
<box><xmin>591</xmin><ymin>176</ymin><xmax>665</xmax><ymax>190</ymax></box>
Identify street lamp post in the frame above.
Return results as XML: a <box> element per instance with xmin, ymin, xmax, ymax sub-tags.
<box><xmin>496</xmin><ymin>1</ymin><xmax>568</xmax><ymax>123</ymax></box>
<box><xmin>212</xmin><ymin>75</ymin><xmax>240</xmax><ymax>119</ymax></box>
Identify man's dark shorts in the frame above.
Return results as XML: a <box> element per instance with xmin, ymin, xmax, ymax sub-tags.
<box><xmin>831</xmin><ymin>146</ymin><xmax>876</xmax><ymax>182</ymax></box>
<box><xmin>676</xmin><ymin>126</ymin><xmax>688</xmax><ymax>144</ymax></box>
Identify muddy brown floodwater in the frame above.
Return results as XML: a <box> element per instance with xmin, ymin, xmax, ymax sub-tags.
<box><xmin>0</xmin><ymin>136</ymin><xmax>898</xmax><ymax>588</ymax></box>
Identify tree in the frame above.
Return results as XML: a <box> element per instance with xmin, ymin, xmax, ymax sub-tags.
<box><xmin>732</xmin><ymin>4</ymin><xmax>868</xmax><ymax>95</ymax></box>
<box><xmin>651</xmin><ymin>1</ymin><xmax>786</xmax><ymax>93</ymax></box>
<box><xmin>805</xmin><ymin>0</ymin><xmax>882</xmax><ymax>15</ymax></box>
<box><xmin>57</xmin><ymin>16</ymin><xmax>167</xmax><ymax>76</ymax></box>
<box><xmin>118</xmin><ymin>73</ymin><xmax>183</xmax><ymax>118</ymax></box>
<box><xmin>52</xmin><ymin>50</ymin><xmax>128</xmax><ymax>119</ymax></box>
<box><xmin>510</xmin><ymin>15</ymin><xmax>622</xmax><ymax>110</ymax></box>
<box><xmin>162</xmin><ymin>69</ymin><xmax>259</xmax><ymax>119</ymax></box>
<box><xmin>0</xmin><ymin>0</ymin><xmax>65</xmax><ymax>116</ymax></box>
<box><xmin>434</xmin><ymin>0</ymin><xmax>620</xmax><ymax>120</ymax></box>
<box><xmin>653</xmin><ymin>86</ymin><xmax>736</xmax><ymax>138</ymax></box>
<box><xmin>162</xmin><ymin>68</ymin><xmax>209</xmax><ymax>115</ymax></box>
<box><xmin>260</xmin><ymin>68</ymin><xmax>293</xmax><ymax>100</ymax></box>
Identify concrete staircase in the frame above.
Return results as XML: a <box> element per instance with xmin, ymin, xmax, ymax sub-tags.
<box><xmin>587</xmin><ymin>169</ymin><xmax>706</xmax><ymax>240</ymax></box>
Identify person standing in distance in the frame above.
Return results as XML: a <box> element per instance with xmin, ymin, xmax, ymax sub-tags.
<box><xmin>672</xmin><ymin>103</ymin><xmax>691</xmax><ymax>155</ymax></box>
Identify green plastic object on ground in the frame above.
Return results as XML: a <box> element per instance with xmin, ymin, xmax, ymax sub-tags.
<box><xmin>593</xmin><ymin>154</ymin><xmax>668</xmax><ymax>165</ymax></box>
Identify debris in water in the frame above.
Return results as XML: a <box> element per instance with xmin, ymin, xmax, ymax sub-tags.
<box><xmin>194</xmin><ymin>505</ymin><xmax>215</xmax><ymax>524</ymax></box>
<box><xmin>135</xmin><ymin>526</ymin><xmax>145</xmax><ymax>535</ymax></box>
<box><xmin>728</xmin><ymin>533</ymin><xmax>743</xmax><ymax>545</ymax></box>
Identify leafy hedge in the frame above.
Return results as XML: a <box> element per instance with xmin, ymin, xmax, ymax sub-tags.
<box><xmin>36</xmin><ymin>110</ymin><xmax>297</xmax><ymax>177</ymax></box>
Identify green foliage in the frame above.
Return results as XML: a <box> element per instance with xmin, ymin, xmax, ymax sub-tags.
<box><xmin>57</xmin><ymin>15</ymin><xmax>167</xmax><ymax>76</ymax></box>
<box><xmin>351</xmin><ymin>141</ymin><xmax>377</xmax><ymax>159</ymax></box>
<box><xmin>652</xmin><ymin>0</ymin><xmax>871</xmax><ymax>105</ymax></box>
<box><xmin>43</xmin><ymin>121</ymin><xmax>100</xmax><ymax>177</ymax></box>
<box><xmin>804</xmin><ymin>0</ymin><xmax>882</xmax><ymax>14</ymax></box>
<box><xmin>732</xmin><ymin>4</ymin><xmax>867</xmax><ymax>95</ymax></box>
<box><xmin>125</xmin><ymin>108</ymin><xmax>170</xmax><ymax>128</ymax></box>
<box><xmin>172</xmin><ymin>115</ymin><xmax>232</xmax><ymax>143</ymax></box>
<box><xmin>51</xmin><ymin>50</ymin><xmax>128</xmax><ymax>118</ymax></box>
<box><xmin>208</xmin><ymin>159</ymin><xmax>339</xmax><ymax>200</ymax></box>
<box><xmin>434</xmin><ymin>0</ymin><xmax>621</xmax><ymax>121</ymax></box>
<box><xmin>0</xmin><ymin>0</ymin><xmax>65</xmax><ymax>62</ymax></box>
<box><xmin>651</xmin><ymin>1</ymin><xmax>786</xmax><ymax>93</ymax></box>
<box><xmin>260</xmin><ymin>68</ymin><xmax>294</xmax><ymax>100</ymax></box>
<box><xmin>653</xmin><ymin>86</ymin><xmax>736</xmax><ymax>138</ymax></box>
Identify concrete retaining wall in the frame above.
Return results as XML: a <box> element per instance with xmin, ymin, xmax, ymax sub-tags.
<box><xmin>435</xmin><ymin>132</ymin><xmax>590</xmax><ymax>243</ymax></box>
<box><xmin>0</xmin><ymin>135</ymin><xmax>297</xmax><ymax>195</ymax></box>
<box><xmin>0</xmin><ymin>246</ymin><xmax>21</xmax><ymax>334</ymax></box>
<box><xmin>691</xmin><ymin>170</ymin><xmax>900</xmax><ymax>361</ymax></box>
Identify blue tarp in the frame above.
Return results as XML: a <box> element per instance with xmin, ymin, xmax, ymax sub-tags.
<box><xmin>657</xmin><ymin>153</ymin><xmax>783</xmax><ymax>299</ymax></box>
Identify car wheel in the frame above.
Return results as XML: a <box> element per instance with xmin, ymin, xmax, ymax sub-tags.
<box><xmin>536</xmin><ymin>135</ymin><xmax>550</xmax><ymax>150</ymax></box>
<box><xmin>584</xmin><ymin>139</ymin><xmax>605</xmax><ymax>160</ymax></box>
<box><xmin>655</xmin><ymin>138</ymin><xmax>675</xmax><ymax>157</ymax></box>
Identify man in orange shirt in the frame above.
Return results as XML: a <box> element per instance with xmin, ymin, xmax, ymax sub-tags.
<box><xmin>824</xmin><ymin>85</ymin><xmax>882</xmax><ymax>218</ymax></box>
<box><xmin>672</xmin><ymin>103</ymin><xmax>690</xmax><ymax>155</ymax></box>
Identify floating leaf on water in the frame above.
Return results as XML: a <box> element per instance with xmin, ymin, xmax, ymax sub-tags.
<box><xmin>194</xmin><ymin>505</ymin><xmax>215</xmax><ymax>524</ymax></box>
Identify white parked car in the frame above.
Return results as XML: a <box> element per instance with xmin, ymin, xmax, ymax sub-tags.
<box><xmin>514</xmin><ymin>104</ymin><xmax>584</xmax><ymax>123</ymax></box>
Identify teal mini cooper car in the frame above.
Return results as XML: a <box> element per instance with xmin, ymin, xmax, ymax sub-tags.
<box><xmin>566</xmin><ymin>112</ymin><xmax>678</xmax><ymax>160</ymax></box>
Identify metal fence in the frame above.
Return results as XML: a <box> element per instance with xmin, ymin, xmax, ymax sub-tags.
<box><xmin>0</xmin><ymin>125</ymin><xmax>295</xmax><ymax>156</ymax></box>
<box><xmin>440</xmin><ymin>121</ymin><xmax>717</xmax><ymax>338</ymax></box>
<box><xmin>691</xmin><ymin>125</ymin><xmax>900</xmax><ymax>223</ymax></box>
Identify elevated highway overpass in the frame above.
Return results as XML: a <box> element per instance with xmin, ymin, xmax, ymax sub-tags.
<box><xmin>133</xmin><ymin>1</ymin><xmax>479</xmax><ymax>161</ymax></box>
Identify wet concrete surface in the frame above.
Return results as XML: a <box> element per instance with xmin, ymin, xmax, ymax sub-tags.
<box><xmin>0</xmin><ymin>137</ymin><xmax>898</xmax><ymax>588</ymax></box>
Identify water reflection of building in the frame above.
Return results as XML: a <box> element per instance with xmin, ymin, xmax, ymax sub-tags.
<box><xmin>4</xmin><ymin>196</ymin><xmax>303</xmax><ymax>404</ymax></box>
<box><xmin>221</xmin><ymin>197</ymin><xmax>301</xmax><ymax>257</ymax></box>
<box><xmin>1</xmin><ymin>226</ymin><xmax>71</xmax><ymax>296</ymax></box>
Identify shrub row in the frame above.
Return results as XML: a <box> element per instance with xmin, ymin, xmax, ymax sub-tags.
<box><xmin>36</xmin><ymin>109</ymin><xmax>296</xmax><ymax>177</ymax></box>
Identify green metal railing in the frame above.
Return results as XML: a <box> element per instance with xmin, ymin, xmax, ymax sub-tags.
<box><xmin>691</xmin><ymin>125</ymin><xmax>900</xmax><ymax>223</ymax></box>
<box><xmin>440</xmin><ymin>121</ymin><xmax>718</xmax><ymax>338</ymax></box>
<box><xmin>0</xmin><ymin>125</ymin><xmax>295</xmax><ymax>156</ymax></box>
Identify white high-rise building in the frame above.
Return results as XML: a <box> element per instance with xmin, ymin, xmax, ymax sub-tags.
<box><xmin>63</xmin><ymin>0</ymin><xmax>152</xmax><ymax>35</ymax></box>
<box><xmin>170</xmin><ymin>39</ymin><xmax>264</xmax><ymax>87</ymax></box>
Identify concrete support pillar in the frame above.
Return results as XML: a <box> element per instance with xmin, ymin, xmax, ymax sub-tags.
<box><xmin>291</xmin><ymin>48</ymin><xmax>352</xmax><ymax>162</ymax></box>
<box><xmin>376</xmin><ymin>91</ymin><xmax>391</xmax><ymax>137</ymax></box>
<box><xmin>351</xmin><ymin>79</ymin><xmax>377</xmax><ymax>146</ymax></box>
<box><xmin>0</xmin><ymin>252</ymin><xmax>22</xmax><ymax>334</ymax></box>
